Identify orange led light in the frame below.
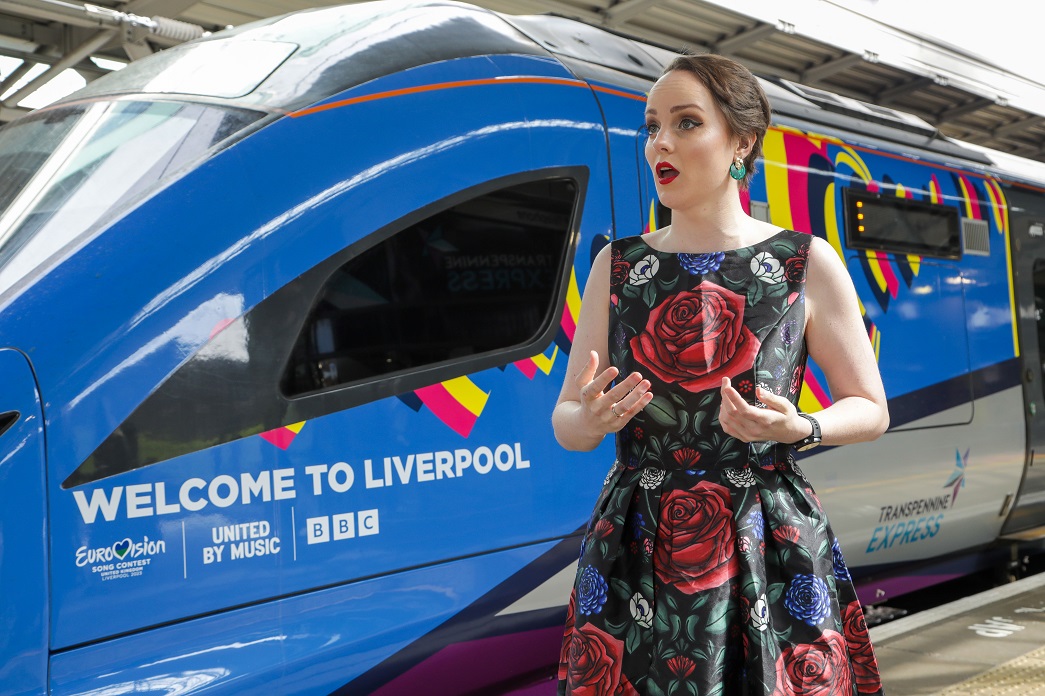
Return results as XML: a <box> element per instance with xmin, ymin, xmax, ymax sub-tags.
<box><xmin>858</xmin><ymin>225</ymin><xmax>865</xmax><ymax>232</ymax></box>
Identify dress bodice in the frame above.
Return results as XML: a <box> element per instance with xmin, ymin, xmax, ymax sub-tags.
<box><xmin>608</xmin><ymin>230</ymin><xmax>811</xmax><ymax>470</ymax></box>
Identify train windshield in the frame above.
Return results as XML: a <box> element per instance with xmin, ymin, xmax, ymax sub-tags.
<box><xmin>0</xmin><ymin>100</ymin><xmax>263</xmax><ymax>294</ymax></box>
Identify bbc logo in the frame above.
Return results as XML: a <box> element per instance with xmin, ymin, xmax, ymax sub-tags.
<box><xmin>306</xmin><ymin>509</ymin><xmax>379</xmax><ymax>545</ymax></box>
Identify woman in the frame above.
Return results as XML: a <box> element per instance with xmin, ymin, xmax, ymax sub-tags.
<box><xmin>553</xmin><ymin>54</ymin><xmax>889</xmax><ymax>696</ymax></box>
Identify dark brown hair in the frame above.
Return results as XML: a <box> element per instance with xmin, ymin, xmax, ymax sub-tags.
<box><xmin>662</xmin><ymin>54</ymin><xmax>771</xmax><ymax>188</ymax></box>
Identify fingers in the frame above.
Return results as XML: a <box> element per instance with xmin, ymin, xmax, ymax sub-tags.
<box><xmin>575</xmin><ymin>351</ymin><xmax>599</xmax><ymax>395</ymax></box>
<box><xmin>756</xmin><ymin>386</ymin><xmax>793</xmax><ymax>414</ymax></box>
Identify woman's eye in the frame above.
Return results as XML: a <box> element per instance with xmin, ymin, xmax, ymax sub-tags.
<box><xmin>644</xmin><ymin>123</ymin><xmax>659</xmax><ymax>136</ymax></box>
<box><xmin>679</xmin><ymin>118</ymin><xmax>701</xmax><ymax>130</ymax></box>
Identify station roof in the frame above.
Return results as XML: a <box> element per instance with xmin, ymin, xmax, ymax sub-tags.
<box><xmin>1</xmin><ymin>0</ymin><xmax>1044</xmax><ymax>163</ymax></box>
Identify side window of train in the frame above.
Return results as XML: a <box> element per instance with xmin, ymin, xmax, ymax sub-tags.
<box><xmin>1034</xmin><ymin>259</ymin><xmax>1045</xmax><ymax>402</ymax></box>
<box><xmin>282</xmin><ymin>175</ymin><xmax>581</xmax><ymax>397</ymax></box>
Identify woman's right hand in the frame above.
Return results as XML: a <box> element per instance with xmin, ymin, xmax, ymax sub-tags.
<box><xmin>576</xmin><ymin>351</ymin><xmax>653</xmax><ymax>433</ymax></box>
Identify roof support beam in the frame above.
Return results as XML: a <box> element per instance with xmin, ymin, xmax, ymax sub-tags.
<box><xmin>713</xmin><ymin>23</ymin><xmax>776</xmax><ymax>55</ymax></box>
<box><xmin>876</xmin><ymin>75</ymin><xmax>936</xmax><ymax>105</ymax></box>
<box><xmin>603</xmin><ymin>0</ymin><xmax>657</xmax><ymax>27</ymax></box>
<box><xmin>2</xmin><ymin>26</ymin><xmax>115</xmax><ymax>106</ymax></box>
<box><xmin>935</xmin><ymin>96</ymin><xmax>994</xmax><ymax>124</ymax></box>
<box><xmin>801</xmin><ymin>52</ymin><xmax>864</xmax><ymax>84</ymax></box>
<box><xmin>993</xmin><ymin>116</ymin><xmax>1042</xmax><ymax>139</ymax></box>
<box><xmin>0</xmin><ymin>43</ymin><xmax>107</xmax><ymax>78</ymax></box>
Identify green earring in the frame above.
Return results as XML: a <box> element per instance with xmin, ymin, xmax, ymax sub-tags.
<box><xmin>729</xmin><ymin>157</ymin><xmax>746</xmax><ymax>181</ymax></box>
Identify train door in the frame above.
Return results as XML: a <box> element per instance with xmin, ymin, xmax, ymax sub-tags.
<box><xmin>0</xmin><ymin>349</ymin><xmax>47</xmax><ymax>696</ymax></box>
<box><xmin>1002</xmin><ymin>186</ymin><xmax>1045</xmax><ymax>534</ymax></box>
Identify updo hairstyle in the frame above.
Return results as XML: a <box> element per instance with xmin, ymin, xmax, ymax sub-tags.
<box><xmin>662</xmin><ymin>54</ymin><xmax>772</xmax><ymax>189</ymax></box>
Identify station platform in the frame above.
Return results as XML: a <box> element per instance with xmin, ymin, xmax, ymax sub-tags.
<box><xmin>871</xmin><ymin>572</ymin><xmax>1045</xmax><ymax>694</ymax></box>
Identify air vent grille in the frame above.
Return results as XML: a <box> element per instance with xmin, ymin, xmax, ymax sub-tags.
<box><xmin>962</xmin><ymin>218</ymin><xmax>990</xmax><ymax>256</ymax></box>
<box><xmin>750</xmin><ymin>200</ymin><xmax>771</xmax><ymax>223</ymax></box>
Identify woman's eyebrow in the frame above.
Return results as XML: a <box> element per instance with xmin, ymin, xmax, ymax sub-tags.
<box><xmin>644</xmin><ymin>103</ymin><xmax>704</xmax><ymax>116</ymax></box>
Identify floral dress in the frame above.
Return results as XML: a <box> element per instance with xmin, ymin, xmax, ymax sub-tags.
<box><xmin>558</xmin><ymin>230</ymin><xmax>884</xmax><ymax>696</ymax></box>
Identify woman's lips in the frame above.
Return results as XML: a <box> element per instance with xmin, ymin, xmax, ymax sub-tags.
<box><xmin>656</xmin><ymin>162</ymin><xmax>679</xmax><ymax>184</ymax></box>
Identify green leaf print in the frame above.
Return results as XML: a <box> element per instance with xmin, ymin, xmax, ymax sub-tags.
<box><xmin>623</xmin><ymin>244</ymin><xmax>649</xmax><ymax>262</ymax></box>
<box><xmin>641</xmin><ymin>281</ymin><xmax>657</xmax><ymax>307</ymax></box>
<box><xmin>705</xmin><ymin>601</ymin><xmax>733</xmax><ymax>634</ymax></box>
<box><xmin>647</xmin><ymin>683</ymin><xmax>667</xmax><ymax>696</ymax></box>
<box><xmin>685</xmin><ymin>613</ymin><xmax>702</xmax><ymax>642</ymax></box>
<box><xmin>747</xmin><ymin>281</ymin><xmax>764</xmax><ymax>306</ymax></box>
<box><xmin>669</xmin><ymin>613</ymin><xmax>684</xmax><ymax>641</ymax></box>
<box><xmin>611</xmin><ymin>577</ymin><xmax>632</xmax><ymax>600</ymax></box>
<box><xmin>622</xmin><ymin>282</ymin><xmax>641</xmax><ymax>299</ymax></box>
<box><xmin>766</xmin><ymin>282</ymin><xmax>789</xmax><ymax>298</ymax></box>
<box><xmin>646</xmin><ymin>396</ymin><xmax>679</xmax><ymax>428</ymax></box>
<box><xmin>767</xmin><ymin>582</ymin><xmax>786</xmax><ymax>604</ymax></box>
<box><xmin>626</xmin><ymin>624</ymin><xmax>642</xmax><ymax>653</ymax></box>
<box><xmin>691</xmin><ymin>410</ymin><xmax>706</xmax><ymax>435</ymax></box>
<box><xmin>770</xmin><ymin>239</ymin><xmax>799</xmax><ymax>259</ymax></box>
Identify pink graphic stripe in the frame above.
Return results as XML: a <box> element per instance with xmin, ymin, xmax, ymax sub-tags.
<box><xmin>513</xmin><ymin>359</ymin><xmax>539</xmax><ymax>379</ymax></box>
<box><xmin>259</xmin><ymin>427</ymin><xmax>296</xmax><ymax>450</ymax></box>
<box><xmin>874</xmin><ymin>251</ymin><xmax>900</xmax><ymax>298</ymax></box>
<box><xmin>416</xmin><ymin>383</ymin><xmax>478</xmax><ymax>437</ymax></box>
<box><xmin>560</xmin><ymin>305</ymin><xmax>576</xmax><ymax>342</ymax></box>
<box><xmin>804</xmin><ymin>370</ymin><xmax>832</xmax><ymax>408</ymax></box>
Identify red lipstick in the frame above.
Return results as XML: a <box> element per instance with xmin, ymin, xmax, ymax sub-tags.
<box><xmin>656</xmin><ymin>161</ymin><xmax>679</xmax><ymax>184</ymax></box>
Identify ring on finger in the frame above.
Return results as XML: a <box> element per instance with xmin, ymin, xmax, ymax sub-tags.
<box><xmin>611</xmin><ymin>403</ymin><xmax>622</xmax><ymax>418</ymax></box>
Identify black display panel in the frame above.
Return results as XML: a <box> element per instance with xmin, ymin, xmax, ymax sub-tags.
<box><xmin>844</xmin><ymin>188</ymin><xmax>961</xmax><ymax>259</ymax></box>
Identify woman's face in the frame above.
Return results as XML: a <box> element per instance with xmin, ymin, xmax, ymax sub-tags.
<box><xmin>644</xmin><ymin>70</ymin><xmax>743</xmax><ymax>211</ymax></box>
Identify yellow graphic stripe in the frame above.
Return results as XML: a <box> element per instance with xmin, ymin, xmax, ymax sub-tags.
<box><xmin>798</xmin><ymin>385</ymin><xmax>825</xmax><ymax>414</ymax></box>
<box><xmin>906</xmin><ymin>254</ymin><xmax>920</xmax><ymax>275</ymax></box>
<box><xmin>286</xmin><ymin>421</ymin><xmax>305</xmax><ymax>434</ymax></box>
<box><xmin>993</xmin><ymin>182</ymin><xmax>1019</xmax><ymax>357</ymax></box>
<box><xmin>957</xmin><ymin>176</ymin><xmax>975</xmax><ymax>218</ymax></box>
<box><xmin>865</xmin><ymin>250</ymin><xmax>889</xmax><ymax>293</ymax></box>
<box><xmin>648</xmin><ymin>199</ymin><xmax>657</xmax><ymax>232</ymax></box>
<box><xmin>762</xmin><ymin>129</ymin><xmax>794</xmax><ymax>230</ymax></box>
<box><xmin>835</xmin><ymin>147</ymin><xmax>872</xmax><ymax>183</ymax></box>
<box><xmin>823</xmin><ymin>182</ymin><xmax>844</xmax><ymax>259</ymax></box>
<box><xmin>443</xmin><ymin>376</ymin><xmax>490</xmax><ymax>417</ymax></box>
<box><xmin>566</xmin><ymin>267</ymin><xmax>581</xmax><ymax>321</ymax></box>
<box><xmin>531</xmin><ymin>346</ymin><xmax>560</xmax><ymax>376</ymax></box>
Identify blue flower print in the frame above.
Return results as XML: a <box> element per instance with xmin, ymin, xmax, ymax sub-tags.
<box><xmin>630</xmin><ymin>512</ymin><xmax>645</xmax><ymax>539</ymax></box>
<box><xmin>746</xmin><ymin>510</ymin><xmax>765</xmax><ymax>540</ymax></box>
<box><xmin>678</xmin><ymin>251</ymin><xmax>726</xmax><ymax>275</ymax></box>
<box><xmin>578</xmin><ymin>535</ymin><xmax>587</xmax><ymax>562</ymax></box>
<box><xmin>784</xmin><ymin>574</ymin><xmax>832</xmax><ymax>626</ymax></box>
<box><xmin>832</xmin><ymin>538</ymin><xmax>851</xmax><ymax>581</ymax></box>
<box><xmin>577</xmin><ymin>565</ymin><xmax>609</xmax><ymax>615</ymax></box>
<box><xmin>781</xmin><ymin>320</ymin><xmax>798</xmax><ymax>346</ymax></box>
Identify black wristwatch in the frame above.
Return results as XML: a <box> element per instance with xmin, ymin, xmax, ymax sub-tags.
<box><xmin>792</xmin><ymin>413</ymin><xmax>821</xmax><ymax>451</ymax></box>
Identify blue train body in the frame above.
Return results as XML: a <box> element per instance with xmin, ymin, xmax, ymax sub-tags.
<box><xmin>2</xmin><ymin>1</ymin><xmax>1044</xmax><ymax>693</ymax></box>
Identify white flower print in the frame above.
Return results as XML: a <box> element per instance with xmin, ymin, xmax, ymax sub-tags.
<box><xmin>750</xmin><ymin>593</ymin><xmax>769</xmax><ymax>632</ymax></box>
<box><xmin>604</xmin><ymin>463</ymin><xmax>619</xmax><ymax>487</ymax></box>
<box><xmin>724</xmin><ymin>467</ymin><xmax>756</xmax><ymax>487</ymax></box>
<box><xmin>751</xmin><ymin>251</ymin><xmax>784</xmax><ymax>284</ymax></box>
<box><xmin>629</xmin><ymin>254</ymin><xmax>660</xmax><ymax>285</ymax></box>
<box><xmin>630</xmin><ymin>592</ymin><xmax>653</xmax><ymax>628</ymax></box>
<box><xmin>639</xmin><ymin>467</ymin><xmax>666</xmax><ymax>489</ymax></box>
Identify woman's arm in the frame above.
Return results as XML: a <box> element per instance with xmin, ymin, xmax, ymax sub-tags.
<box><xmin>719</xmin><ymin>235</ymin><xmax>888</xmax><ymax>445</ymax></box>
<box><xmin>552</xmin><ymin>244</ymin><xmax>653</xmax><ymax>451</ymax></box>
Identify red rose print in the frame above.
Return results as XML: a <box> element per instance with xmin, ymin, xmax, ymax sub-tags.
<box><xmin>610</xmin><ymin>249</ymin><xmax>631</xmax><ymax>287</ymax></box>
<box><xmin>843</xmin><ymin>601</ymin><xmax>883</xmax><ymax>693</ymax></box>
<box><xmin>666</xmin><ymin>655</ymin><xmax>696</xmax><ymax>678</ymax></box>
<box><xmin>672</xmin><ymin>447</ymin><xmax>701</xmax><ymax>468</ymax></box>
<box><xmin>772</xmin><ymin>525</ymin><xmax>801</xmax><ymax>545</ymax></box>
<box><xmin>784</xmin><ymin>255</ymin><xmax>806</xmax><ymax>282</ymax></box>
<box><xmin>790</xmin><ymin>365</ymin><xmax>803</xmax><ymax>395</ymax></box>
<box><xmin>562</xmin><ymin>622</ymin><xmax>626</xmax><ymax>696</ymax></box>
<box><xmin>558</xmin><ymin>591</ymin><xmax>577</xmax><ymax>682</ymax></box>
<box><xmin>771</xmin><ymin>630</ymin><xmax>852</xmax><ymax>696</ymax></box>
<box><xmin>654</xmin><ymin>481</ymin><xmax>739</xmax><ymax>594</ymax></box>
<box><xmin>630</xmin><ymin>282</ymin><xmax>761</xmax><ymax>393</ymax></box>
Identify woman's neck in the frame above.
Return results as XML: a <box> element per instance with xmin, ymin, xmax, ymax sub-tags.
<box><xmin>654</xmin><ymin>195</ymin><xmax>758</xmax><ymax>253</ymax></box>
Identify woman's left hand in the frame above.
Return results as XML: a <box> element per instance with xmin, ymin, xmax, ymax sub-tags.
<box><xmin>718</xmin><ymin>377</ymin><xmax>809</xmax><ymax>444</ymax></box>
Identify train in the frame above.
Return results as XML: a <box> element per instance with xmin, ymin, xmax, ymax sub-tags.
<box><xmin>3</xmin><ymin>0</ymin><xmax>1045</xmax><ymax>693</ymax></box>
